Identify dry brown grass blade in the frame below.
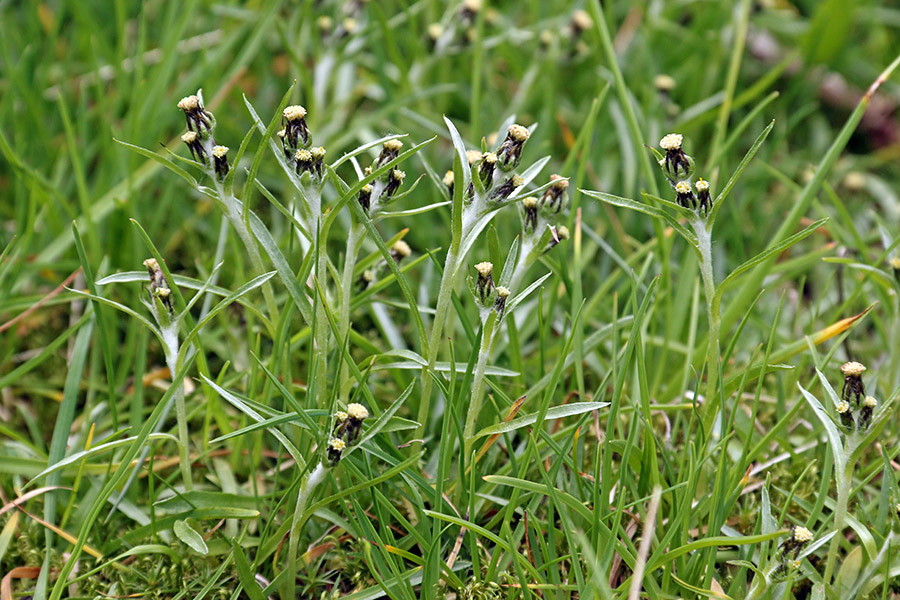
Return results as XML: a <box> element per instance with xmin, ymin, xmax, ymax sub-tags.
<box><xmin>0</xmin><ymin>487</ymin><xmax>68</xmax><ymax>518</ymax></box>
<box><xmin>473</xmin><ymin>395</ymin><xmax>527</xmax><ymax>466</ymax></box>
<box><xmin>1</xmin><ymin>566</ymin><xmax>42</xmax><ymax>600</ymax></box>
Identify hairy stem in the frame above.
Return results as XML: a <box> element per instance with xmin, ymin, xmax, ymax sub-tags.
<box><xmin>417</xmin><ymin>247</ymin><xmax>461</xmax><ymax>438</ymax></box>
<box><xmin>338</xmin><ymin>223</ymin><xmax>365</xmax><ymax>398</ymax></box>
<box><xmin>464</xmin><ymin>313</ymin><xmax>496</xmax><ymax>457</ymax></box>
<box><xmin>823</xmin><ymin>438</ymin><xmax>857</xmax><ymax>588</ymax></box>
<box><xmin>163</xmin><ymin>329</ymin><xmax>192</xmax><ymax>492</ymax></box>
<box><xmin>283</xmin><ymin>462</ymin><xmax>328</xmax><ymax>600</ymax></box>
<box><xmin>693</xmin><ymin>218</ymin><xmax>721</xmax><ymax>435</ymax></box>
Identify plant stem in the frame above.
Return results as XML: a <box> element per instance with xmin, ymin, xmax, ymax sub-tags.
<box><xmin>693</xmin><ymin>218</ymin><xmax>721</xmax><ymax>435</ymax></box>
<box><xmin>823</xmin><ymin>438</ymin><xmax>857</xmax><ymax>588</ymax></box>
<box><xmin>338</xmin><ymin>223</ymin><xmax>365</xmax><ymax>398</ymax></box>
<box><xmin>213</xmin><ymin>182</ymin><xmax>280</xmax><ymax>322</ymax></box>
<box><xmin>463</xmin><ymin>312</ymin><xmax>496</xmax><ymax>457</ymax></box>
<box><xmin>163</xmin><ymin>329</ymin><xmax>192</xmax><ymax>492</ymax></box>
<box><xmin>283</xmin><ymin>462</ymin><xmax>327</xmax><ymax>600</ymax></box>
<box><xmin>417</xmin><ymin>247</ymin><xmax>461</xmax><ymax>438</ymax></box>
<box><xmin>313</xmin><ymin>216</ymin><xmax>329</xmax><ymax>409</ymax></box>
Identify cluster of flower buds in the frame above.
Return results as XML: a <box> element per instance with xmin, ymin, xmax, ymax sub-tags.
<box><xmin>277</xmin><ymin>105</ymin><xmax>330</xmax><ymax>185</ymax></box>
<box><xmin>837</xmin><ymin>361</ymin><xmax>878</xmax><ymax>431</ymax></box>
<box><xmin>293</xmin><ymin>146</ymin><xmax>326</xmax><ymax>183</ymax></box>
<box><xmin>356</xmin><ymin>139</ymin><xmax>408</xmax><ymax>213</ymax></box>
<box><xmin>327</xmin><ymin>403</ymin><xmax>369</xmax><ymax>466</ymax></box>
<box><xmin>458</xmin><ymin>124</ymin><xmax>530</xmax><ymax>204</ymax></box>
<box><xmin>143</xmin><ymin>257</ymin><xmax>173</xmax><ymax>314</ymax></box>
<box><xmin>657</xmin><ymin>133</ymin><xmax>712</xmax><ymax>217</ymax></box>
<box><xmin>467</xmin><ymin>262</ymin><xmax>508</xmax><ymax>317</ymax></box>
<box><xmin>520</xmin><ymin>175</ymin><xmax>570</xmax><ymax>256</ymax></box>
<box><xmin>178</xmin><ymin>94</ymin><xmax>230</xmax><ymax>181</ymax></box>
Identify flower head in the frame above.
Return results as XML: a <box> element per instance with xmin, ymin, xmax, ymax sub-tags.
<box><xmin>660</xmin><ymin>134</ymin><xmax>683</xmax><ymax>150</ymax></box>
<box><xmin>358</xmin><ymin>184</ymin><xmax>373</xmax><ymax>212</ymax></box>
<box><xmin>674</xmin><ymin>180</ymin><xmax>696</xmax><ymax>209</ymax></box>
<box><xmin>654</xmin><ymin>74</ymin><xmax>676</xmax><ymax>92</ymax></box>
<box><xmin>522</xmin><ymin>196</ymin><xmax>539</xmax><ymax>232</ymax></box>
<box><xmin>347</xmin><ymin>403</ymin><xmax>369</xmax><ymax>421</ymax></box>
<box><xmin>282</xmin><ymin>105</ymin><xmax>311</xmax><ymax>148</ymax></box>
<box><xmin>177</xmin><ymin>95</ymin><xmax>201</xmax><ymax>112</ymax></box>
<box><xmin>571</xmin><ymin>10</ymin><xmax>592</xmax><ymax>35</ymax></box>
<box><xmin>466</xmin><ymin>149</ymin><xmax>483</xmax><ymax>165</ymax></box>
<box><xmin>792</xmin><ymin>527</ymin><xmax>813</xmax><ymax>544</ymax></box>
<box><xmin>181</xmin><ymin>131</ymin><xmax>204</xmax><ymax>160</ymax></box>
<box><xmin>490</xmin><ymin>174</ymin><xmax>523</xmax><ymax>201</ymax></box>
<box><xmin>178</xmin><ymin>94</ymin><xmax>213</xmax><ymax>133</ymax></box>
<box><xmin>494</xmin><ymin>286</ymin><xmax>510</xmax><ymax>318</ymax></box>
<box><xmin>326</xmin><ymin>437</ymin><xmax>346</xmax><ymax>466</ymax></box>
<box><xmin>283</xmin><ymin>105</ymin><xmax>307</xmax><ymax>122</ymax></box>
<box><xmin>837</xmin><ymin>400</ymin><xmax>853</xmax><ymax>428</ymax></box>
<box><xmin>143</xmin><ymin>258</ymin><xmax>172</xmax><ymax>313</ymax></box>
<box><xmin>212</xmin><ymin>146</ymin><xmax>230</xmax><ymax>179</ymax></box>
<box><xmin>540</xmin><ymin>174</ymin><xmax>568</xmax><ymax>215</ymax></box>
<box><xmin>658</xmin><ymin>133</ymin><xmax>693</xmax><ymax>180</ymax></box>
<box><xmin>385</xmin><ymin>168</ymin><xmax>406</xmax><ymax>197</ymax></box>
<box><xmin>391</xmin><ymin>240</ymin><xmax>411</xmax><ymax>261</ymax></box>
<box><xmin>473</xmin><ymin>262</ymin><xmax>494</xmax><ymax>304</ymax></box>
<box><xmin>841</xmin><ymin>361</ymin><xmax>866</xmax><ymax>377</ymax></box>
<box><xmin>496</xmin><ymin>124</ymin><xmax>531</xmax><ymax>170</ymax></box>
<box><xmin>694</xmin><ymin>178</ymin><xmax>711</xmax><ymax>215</ymax></box>
<box><xmin>841</xmin><ymin>361</ymin><xmax>867</xmax><ymax>405</ymax></box>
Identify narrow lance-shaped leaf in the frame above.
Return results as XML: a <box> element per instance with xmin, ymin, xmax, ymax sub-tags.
<box><xmin>797</xmin><ymin>383</ymin><xmax>845</xmax><ymax>472</ymax></box>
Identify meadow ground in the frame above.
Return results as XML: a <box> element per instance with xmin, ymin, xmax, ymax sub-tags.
<box><xmin>2</xmin><ymin>1</ymin><xmax>900</xmax><ymax>598</ymax></box>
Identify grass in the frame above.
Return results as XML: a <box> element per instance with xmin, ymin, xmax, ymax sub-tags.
<box><xmin>2</xmin><ymin>1</ymin><xmax>900</xmax><ymax>598</ymax></box>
